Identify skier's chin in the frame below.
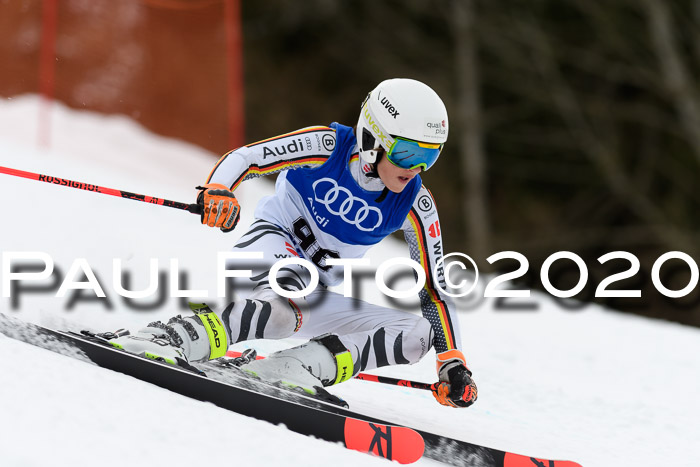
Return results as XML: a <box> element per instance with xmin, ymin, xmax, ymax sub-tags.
<box><xmin>385</xmin><ymin>177</ymin><xmax>411</xmax><ymax>193</ymax></box>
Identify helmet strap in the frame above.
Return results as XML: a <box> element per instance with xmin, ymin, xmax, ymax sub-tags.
<box><xmin>361</xmin><ymin>148</ymin><xmax>383</xmax><ymax>179</ymax></box>
<box><xmin>356</xmin><ymin>148</ymin><xmax>388</xmax><ymax>202</ymax></box>
<box><xmin>374</xmin><ymin>186</ymin><xmax>389</xmax><ymax>203</ymax></box>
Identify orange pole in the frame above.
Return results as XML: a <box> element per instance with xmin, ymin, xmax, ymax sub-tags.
<box><xmin>38</xmin><ymin>0</ymin><xmax>58</xmax><ymax>148</ymax></box>
<box><xmin>224</xmin><ymin>0</ymin><xmax>244</xmax><ymax>149</ymax></box>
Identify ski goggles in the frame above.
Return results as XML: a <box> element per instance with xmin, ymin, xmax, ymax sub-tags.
<box><xmin>386</xmin><ymin>137</ymin><xmax>443</xmax><ymax>171</ymax></box>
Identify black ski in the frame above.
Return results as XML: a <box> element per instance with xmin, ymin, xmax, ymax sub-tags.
<box><xmin>0</xmin><ymin>313</ymin><xmax>581</xmax><ymax>467</ymax></box>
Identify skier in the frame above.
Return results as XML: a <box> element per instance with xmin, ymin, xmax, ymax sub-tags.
<box><xmin>109</xmin><ymin>78</ymin><xmax>477</xmax><ymax>408</ymax></box>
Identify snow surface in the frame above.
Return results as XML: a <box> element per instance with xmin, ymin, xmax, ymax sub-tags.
<box><xmin>1</xmin><ymin>95</ymin><xmax>699</xmax><ymax>467</ymax></box>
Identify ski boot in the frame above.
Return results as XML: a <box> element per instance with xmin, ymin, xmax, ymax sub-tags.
<box><xmin>240</xmin><ymin>334</ymin><xmax>354</xmax><ymax>396</ymax></box>
<box><xmin>94</xmin><ymin>304</ymin><xmax>228</xmax><ymax>372</ymax></box>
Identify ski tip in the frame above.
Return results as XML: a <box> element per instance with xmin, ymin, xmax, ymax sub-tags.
<box><xmin>344</xmin><ymin>418</ymin><xmax>424</xmax><ymax>464</ymax></box>
<box><xmin>504</xmin><ymin>452</ymin><xmax>583</xmax><ymax>467</ymax></box>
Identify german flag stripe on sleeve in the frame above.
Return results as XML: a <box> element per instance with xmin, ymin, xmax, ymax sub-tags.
<box><xmin>206</xmin><ymin>148</ymin><xmax>237</xmax><ymax>185</ymax></box>
<box><xmin>230</xmin><ymin>156</ymin><xmax>327</xmax><ymax>191</ymax></box>
<box><xmin>407</xmin><ymin>208</ymin><xmax>457</xmax><ymax>350</ymax></box>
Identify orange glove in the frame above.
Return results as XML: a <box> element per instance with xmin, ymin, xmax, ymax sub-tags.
<box><xmin>432</xmin><ymin>349</ymin><xmax>477</xmax><ymax>408</ymax></box>
<box><xmin>196</xmin><ymin>183</ymin><xmax>240</xmax><ymax>232</ymax></box>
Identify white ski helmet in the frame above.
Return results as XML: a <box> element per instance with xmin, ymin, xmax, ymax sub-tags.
<box><xmin>356</xmin><ymin>78</ymin><xmax>448</xmax><ymax>170</ymax></box>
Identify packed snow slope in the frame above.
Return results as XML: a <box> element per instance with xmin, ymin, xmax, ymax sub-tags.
<box><xmin>1</xmin><ymin>96</ymin><xmax>699</xmax><ymax>467</ymax></box>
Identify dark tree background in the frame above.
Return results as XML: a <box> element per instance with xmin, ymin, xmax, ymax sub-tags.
<box><xmin>2</xmin><ymin>0</ymin><xmax>700</xmax><ymax>325</ymax></box>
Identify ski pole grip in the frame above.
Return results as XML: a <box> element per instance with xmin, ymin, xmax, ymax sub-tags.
<box><xmin>186</xmin><ymin>203</ymin><xmax>203</xmax><ymax>215</ymax></box>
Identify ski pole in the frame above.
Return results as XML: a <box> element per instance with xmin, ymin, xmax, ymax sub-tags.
<box><xmin>0</xmin><ymin>165</ymin><xmax>202</xmax><ymax>215</ymax></box>
<box><xmin>225</xmin><ymin>350</ymin><xmax>434</xmax><ymax>391</ymax></box>
<box><xmin>353</xmin><ymin>373</ymin><xmax>433</xmax><ymax>391</ymax></box>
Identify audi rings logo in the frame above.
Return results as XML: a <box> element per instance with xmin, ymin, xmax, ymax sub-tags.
<box><xmin>312</xmin><ymin>178</ymin><xmax>383</xmax><ymax>231</ymax></box>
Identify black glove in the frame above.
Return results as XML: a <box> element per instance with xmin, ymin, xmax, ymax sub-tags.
<box><xmin>432</xmin><ymin>350</ymin><xmax>478</xmax><ymax>408</ymax></box>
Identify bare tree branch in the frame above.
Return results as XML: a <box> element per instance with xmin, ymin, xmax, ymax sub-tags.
<box><xmin>517</xmin><ymin>15</ymin><xmax>695</xmax><ymax>253</ymax></box>
<box><xmin>642</xmin><ymin>0</ymin><xmax>700</xmax><ymax>164</ymax></box>
<box><xmin>451</xmin><ymin>0</ymin><xmax>491</xmax><ymax>262</ymax></box>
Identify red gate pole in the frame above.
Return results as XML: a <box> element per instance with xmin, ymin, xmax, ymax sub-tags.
<box><xmin>38</xmin><ymin>0</ymin><xmax>58</xmax><ymax>149</ymax></box>
<box><xmin>224</xmin><ymin>0</ymin><xmax>244</xmax><ymax>150</ymax></box>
